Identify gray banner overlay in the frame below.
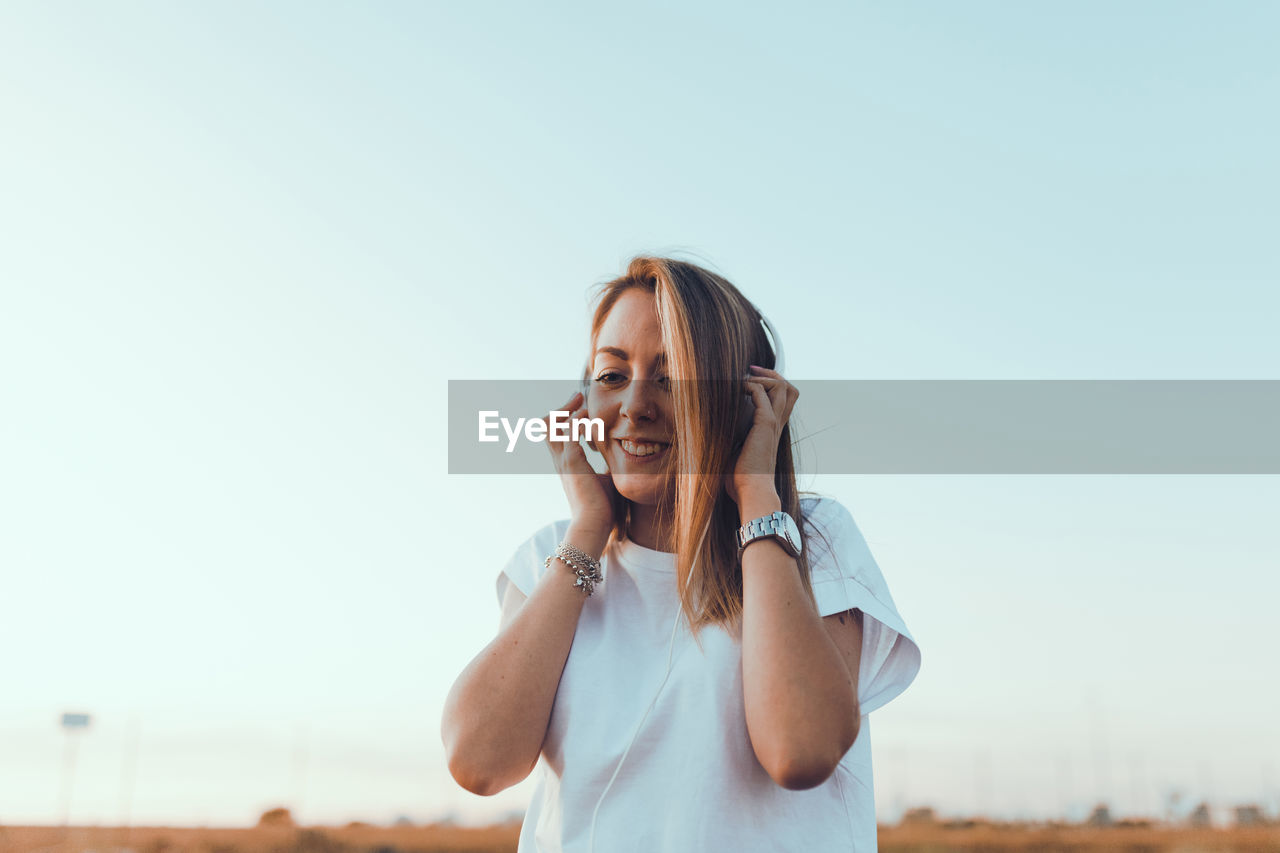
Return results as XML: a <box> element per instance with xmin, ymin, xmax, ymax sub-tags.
<box><xmin>448</xmin><ymin>380</ymin><xmax>1280</xmax><ymax>474</ymax></box>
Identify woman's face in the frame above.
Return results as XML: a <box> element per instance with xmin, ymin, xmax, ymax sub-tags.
<box><xmin>587</xmin><ymin>289</ymin><xmax>676</xmax><ymax>506</ymax></box>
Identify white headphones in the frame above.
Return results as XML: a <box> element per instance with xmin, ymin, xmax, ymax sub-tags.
<box><xmin>760</xmin><ymin>312</ymin><xmax>786</xmax><ymax>376</ymax></box>
<box><xmin>586</xmin><ymin>313</ymin><xmax>784</xmax><ymax>850</ymax></box>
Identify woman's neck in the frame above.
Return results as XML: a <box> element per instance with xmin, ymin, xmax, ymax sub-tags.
<box><xmin>626</xmin><ymin>501</ymin><xmax>676</xmax><ymax>553</ymax></box>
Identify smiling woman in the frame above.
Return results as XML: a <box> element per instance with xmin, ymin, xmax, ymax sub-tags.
<box><xmin>441</xmin><ymin>256</ymin><xmax>921</xmax><ymax>853</ymax></box>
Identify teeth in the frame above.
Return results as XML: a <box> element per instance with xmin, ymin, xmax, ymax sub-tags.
<box><xmin>620</xmin><ymin>439</ymin><xmax>668</xmax><ymax>457</ymax></box>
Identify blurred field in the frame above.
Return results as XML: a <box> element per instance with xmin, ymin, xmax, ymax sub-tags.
<box><xmin>0</xmin><ymin>824</ymin><xmax>524</xmax><ymax>853</ymax></box>
<box><xmin>5</xmin><ymin>820</ymin><xmax>1280</xmax><ymax>853</ymax></box>
<box><xmin>880</xmin><ymin>821</ymin><xmax>1280</xmax><ymax>852</ymax></box>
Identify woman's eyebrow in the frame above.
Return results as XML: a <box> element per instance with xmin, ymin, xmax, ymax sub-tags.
<box><xmin>593</xmin><ymin>346</ymin><xmax>667</xmax><ymax>366</ymax></box>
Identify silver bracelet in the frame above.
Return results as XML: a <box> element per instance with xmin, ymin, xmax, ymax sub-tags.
<box><xmin>544</xmin><ymin>541</ymin><xmax>604</xmax><ymax>596</ymax></box>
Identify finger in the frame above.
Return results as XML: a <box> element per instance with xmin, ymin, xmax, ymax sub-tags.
<box><xmin>747</xmin><ymin>375</ymin><xmax>787</xmax><ymax>419</ymax></box>
<box><xmin>778</xmin><ymin>392</ymin><xmax>798</xmax><ymax>426</ymax></box>
<box><xmin>745</xmin><ymin>381</ymin><xmax>775</xmax><ymax>424</ymax></box>
<box><xmin>746</xmin><ymin>375</ymin><xmax>789</xmax><ymax>414</ymax></box>
<box><xmin>762</xmin><ymin>379</ymin><xmax>789</xmax><ymax>423</ymax></box>
<box><xmin>748</xmin><ymin>367</ymin><xmax>797</xmax><ymax>409</ymax></box>
<box><xmin>545</xmin><ymin>390</ymin><xmax>583</xmax><ymax>426</ymax></box>
<box><xmin>543</xmin><ymin>396</ymin><xmax>586</xmax><ymax>467</ymax></box>
<box><xmin>770</xmin><ymin>390</ymin><xmax>787</xmax><ymax>424</ymax></box>
<box><xmin>553</xmin><ymin>390</ymin><xmax>584</xmax><ymax>416</ymax></box>
<box><xmin>560</xmin><ymin>405</ymin><xmax>596</xmax><ymax>468</ymax></box>
<box><xmin>538</xmin><ymin>394</ymin><xmax>572</xmax><ymax>446</ymax></box>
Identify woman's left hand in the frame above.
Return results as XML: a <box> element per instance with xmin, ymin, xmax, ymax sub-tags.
<box><xmin>726</xmin><ymin>365</ymin><xmax>799</xmax><ymax>506</ymax></box>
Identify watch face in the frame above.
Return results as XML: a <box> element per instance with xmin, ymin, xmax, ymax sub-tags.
<box><xmin>782</xmin><ymin>513</ymin><xmax>802</xmax><ymax>556</ymax></box>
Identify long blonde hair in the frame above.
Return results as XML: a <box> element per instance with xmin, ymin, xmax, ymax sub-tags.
<box><xmin>586</xmin><ymin>256</ymin><xmax>824</xmax><ymax>636</ymax></box>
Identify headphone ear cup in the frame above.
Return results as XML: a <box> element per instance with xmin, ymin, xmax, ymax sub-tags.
<box><xmin>758</xmin><ymin>314</ymin><xmax>785</xmax><ymax>377</ymax></box>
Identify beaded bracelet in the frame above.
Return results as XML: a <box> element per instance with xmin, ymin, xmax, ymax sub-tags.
<box><xmin>545</xmin><ymin>541</ymin><xmax>605</xmax><ymax>596</ymax></box>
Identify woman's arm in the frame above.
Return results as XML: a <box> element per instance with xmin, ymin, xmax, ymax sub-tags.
<box><xmin>738</xmin><ymin>490</ymin><xmax>863</xmax><ymax>791</ymax></box>
<box><xmin>731</xmin><ymin>368</ymin><xmax>863</xmax><ymax>789</ymax></box>
<box><xmin>440</xmin><ymin>518</ymin><xmax>609</xmax><ymax>796</ymax></box>
<box><xmin>442</xmin><ymin>389</ymin><xmax>618</xmax><ymax>795</ymax></box>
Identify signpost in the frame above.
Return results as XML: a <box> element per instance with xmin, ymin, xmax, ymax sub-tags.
<box><xmin>59</xmin><ymin>712</ymin><xmax>92</xmax><ymax>826</ymax></box>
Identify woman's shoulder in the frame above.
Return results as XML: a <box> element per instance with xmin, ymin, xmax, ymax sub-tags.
<box><xmin>797</xmin><ymin>493</ymin><xmax>870</xmax><ymax>577</ymax></box>
<box><xmin>497</xmin><ymin>518</ymin><xmax>574</xmax><ymax>601</ymax></box>
<box><xmin>799</xmin><ymin>492</ymin><xmax>855</xmax><ymax>530</ymax></box>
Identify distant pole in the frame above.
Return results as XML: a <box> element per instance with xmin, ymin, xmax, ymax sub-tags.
<box><xmin>899</xmin><ymin>746</ymin><xmax>909</xmax><ymax>819</ymax></box>
<box><xmin>1128</xmin><ymin>752</ymin><xmax>1141</xmax><ymax>819</ymax></box>
<box><xmin>1199</xmin><ymin>759</ymin><xmax>1215</xmax><ymax>810</ymax></box>
<box><xmin>1263</xmin><ymin>762</ymin><xmax>1276</xmax><ymax>819</ymax></box>
<box><xmin>118</xmin><ymin>714</ymin><xmax>142</xmax><ymax>830</ymax></box>
<box><xmin>1057</xmin><ymin>753</ymin><xmax>1073</xmax><ymax>821</ymax></box>
<box><xmin>291</xmin><ymin>721</ymin><xmax>310</xmax><ymax>821</ymax></box>
<box><xmin>1088</xmin><ymin>691</ymin><xmax>1111</xmax><ymax>806</ymax></box>
<box><xmin>58</xmin><ymin>712</ymin><xmax>92</xmax><ymax>826</ymax></box>
<box><xmin>975</xmin><ymin>747</ymin><xmax>994</xmax><ymax>819</ymax></box>
<box><xmin>1262</xmin><ymin>761</ymin><xmax>1276</xmax><ymax>819</ymax></box>
<box><xmin>1134</xmin><ymin>751</ymin><xmax>1149</xmax><ymax>817</ymax></box>
<box><xmin>888</xmin><ymin>747</ymin><xmax>907</xmax><ymax>823</ymax></box>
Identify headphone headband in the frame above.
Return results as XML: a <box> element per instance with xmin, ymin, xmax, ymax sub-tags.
<box><xmin>759</xmin><ymin>313</ymin><xmax>786</xmax><ymax>375</ymax></box>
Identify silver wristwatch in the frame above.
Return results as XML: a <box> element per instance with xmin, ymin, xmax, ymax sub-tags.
<box><xmin>736</xmin><ymin>510</ymin><xmax>803</xmax><ymax>558</ymax></box>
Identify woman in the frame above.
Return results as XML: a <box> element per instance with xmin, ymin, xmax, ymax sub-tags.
<box><xmin>442</xmin><ymin>256</ymin><xmax>921</xmax><ymax>852</ymax></box>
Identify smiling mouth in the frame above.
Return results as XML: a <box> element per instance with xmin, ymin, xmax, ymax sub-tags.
<box><xmin>617</xmin><ymin>438</ymin><xmax>673</xmax><ymax>462</ymax></box>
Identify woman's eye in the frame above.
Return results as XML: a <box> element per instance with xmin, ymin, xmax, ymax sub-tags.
<box><xmin>593</xmin><ymin>373</ymin><xmax>668</xmax><ymax>389</ymax></box>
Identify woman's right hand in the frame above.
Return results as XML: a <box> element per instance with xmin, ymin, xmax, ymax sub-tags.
<box><xmin>541</xmin><ymin>390</ymin><xmax>618</xmax><ymax>537</ymax></box>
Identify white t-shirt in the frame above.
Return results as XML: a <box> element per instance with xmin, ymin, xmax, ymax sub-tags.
<box><xmin>495</xmin><ymin>495</ymin><xmax>921</xmax><ymax>853</ymax></box>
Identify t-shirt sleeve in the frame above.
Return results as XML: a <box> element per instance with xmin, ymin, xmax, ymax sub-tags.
<box><xmin>803</xmin><ymin>496</ymin><xmax>922</xmax><ymax>716</ymax></box>
<box><xmin>495</xmin><ymin>518</ymin><xmax>573</xmax><ymax>608</ymax></box>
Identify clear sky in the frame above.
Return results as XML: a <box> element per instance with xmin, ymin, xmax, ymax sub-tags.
<box><xmin>2</xmin><ymin>0</ymin><xmax>1278</xmax><ymax>829</ymax></box>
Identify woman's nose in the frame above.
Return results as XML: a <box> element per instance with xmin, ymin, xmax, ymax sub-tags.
<box><xmin>619</xmin><ymin>379</ymin><xmax>660</xmax><ymax>422</ymax></box>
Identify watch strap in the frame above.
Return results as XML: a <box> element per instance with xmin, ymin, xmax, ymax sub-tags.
<box><xmin>736</xmin><ymin>511</ymin><xmax>799</xmax><ymax>557</ymax></box>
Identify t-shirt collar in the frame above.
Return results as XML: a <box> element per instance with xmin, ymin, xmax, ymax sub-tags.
<box><xmin>613</xmin><ymin>536</ymin><xmax>677</xmax><ymax>572</ymax></box>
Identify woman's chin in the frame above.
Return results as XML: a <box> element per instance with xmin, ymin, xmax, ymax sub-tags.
<box><xmin>611</xmin><ymin>473</ymin><xmax>673</xmax><ymax>506</ymax></box>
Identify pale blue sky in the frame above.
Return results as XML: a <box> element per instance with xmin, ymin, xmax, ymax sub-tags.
<box><xmin>2</xmin><ymin>1</ymin><xmax>1277</xmax><ymax>828</ymax></box>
